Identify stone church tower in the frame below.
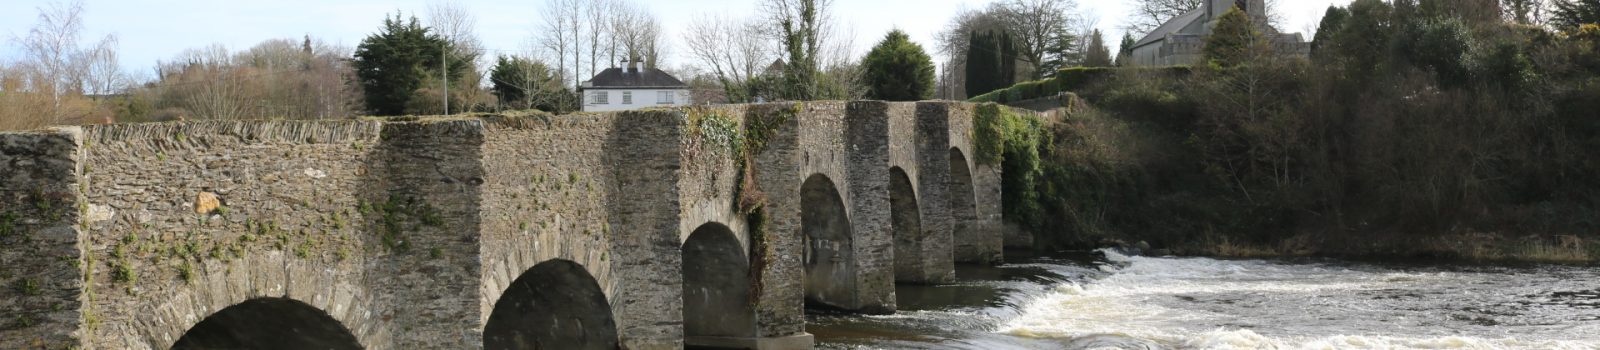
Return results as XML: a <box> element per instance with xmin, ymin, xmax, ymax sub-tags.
<box><xmin>1205</xmin><ymin>0</ymin><xmax>1268</xmax><ymax>33</ymax></box>
<box><xmin>1127</xmin><ymin>0</ymin><xmax>1309</xmax><ymax>66</ymax></box>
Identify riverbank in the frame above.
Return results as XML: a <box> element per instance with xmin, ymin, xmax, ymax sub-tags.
<box><xmin>1081</xmin><ymin>230</ymin><xmax>1599</xmax><ymax>265</ymax></box>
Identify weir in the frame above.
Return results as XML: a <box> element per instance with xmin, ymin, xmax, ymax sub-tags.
<box><xmin>0</xmin><ymin>101</ymin><xmax>1013</xmax><ymax>349</ymax></box>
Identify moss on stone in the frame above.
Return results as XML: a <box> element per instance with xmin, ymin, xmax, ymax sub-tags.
<box><xmin>12</xmin><ymin>278</ymin><xmax>40</xmax><ymax>296</ymax></box>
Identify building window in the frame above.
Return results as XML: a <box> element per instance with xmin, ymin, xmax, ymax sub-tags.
<box><xmin>657</xmin><ymin>91</ymin><xmax>675</xmax><ymax>104</ymax></box>
<box><xmin>622</xmin><ymin>91</ymin><xmax>633</xmax><ymax>104</ymax></box>
<box><xmin>589</xmin><ymin>91</ymin><xmax>609</xmax><ymax>105</ymax></box>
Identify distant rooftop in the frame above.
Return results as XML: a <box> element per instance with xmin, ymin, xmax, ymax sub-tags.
<box><xmin>581</xmin><ymin>65</ymin><xmax>688</xmax><ymax>90</ymax></box>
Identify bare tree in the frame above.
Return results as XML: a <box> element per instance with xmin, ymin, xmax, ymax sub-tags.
<box><xmin>586</xmin><ymin>0</ymin><xmax>616</xmax><ymax>77</ymax></box>
<box><xmin>611</xmin><ymin>2</ymin><xmax>665</xmax><ymax>67</ymax></box>
<box><xmin>1127</xmin><ymin>0</ymin><xmax>1204</xmax><ymax>33</ymax></box>
<box><xmin>83</xmin><ymin>34</ymin><xmax>126</xmax><ymax>96</ymax></box>
<box><xmin>996</xmin><ymin>0</ymin><xmax>1081</xmax><ymax>79</ymax></box>
<box><xmin>685</xmin><ymin>14</ymin><xmax>776</xmax><ymax>102</ymax></box>
<box><xmin>18</xmin><ymin>0</ymin><xmax>87</xmax><ymax>121</ymax></box>
<box><xmin>427</xmin><ymin>0</ymin><xmax>484</xmax><ymax>59</ymax></box>
<box><xmin>537</xmin><ymin>0</ymin><xmax>587</xmax><ymax>90</ymax></box>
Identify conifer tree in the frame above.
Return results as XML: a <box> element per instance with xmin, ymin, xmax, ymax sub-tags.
<box><xmin>863</xmin><ymin>30</ymin><xmax>936</xmax><ymax>101</ymax></box>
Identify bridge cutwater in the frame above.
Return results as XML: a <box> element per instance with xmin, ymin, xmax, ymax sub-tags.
<box><xmin>0</xmin><ymin>101</ymin><xmax>1015</xmax><ymax>349</ymax></box>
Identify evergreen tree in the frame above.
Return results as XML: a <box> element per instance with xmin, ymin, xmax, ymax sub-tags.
<box><xmin>965</xmin><ymin>30</ymin><xmax>993</xmax><ymax>98</ymax></box>
<box><xmin>1553</xmin><ymin>0</ymin><xmax>1600</xmax><ymax>31</ymax></box>
<box><xmin>1203</xmin><ymin>8</ymin><xmax>1264</xmax><ymax>68</ymax></box>
<box><xmin>1038</xmin><ymin>28</ymin><xmax>1082</xmax><ymax>74</ymax></box>
<box><xmin>1311</xmin><ymin>5</ymin><xmax>1351</xmax><ymax>60</ymax></box>
<box><xmin>1000</xmin><ymin>32</ymin><xmax>1018</xmax><ymax>87</ymax></box>
<box><xmin>489</xmin><ymin>55</ymin><xmax>570</xmax><ymax>113</ymax></box>
<box><xmin>353</xmin><ymin>13</ymin><xmax>467</xmax><ymax>116</ymax></box>
<box><xmin>863</xmin><ymin>30</ymin><xmax>936</xmax><ymax>101</ymax></box>
<box><xmin>964</xmin><ymin>30</ymin><xmax>1019</xmax><ymax>98</ymax></box>
<box><xmin>1083</xmin><ymin>30</ymin><xmax>1113</xmax><ymax>67</ymax></box>
<box><xmin>1116</xmin><ymin>34</ymin><xmax>1136</xmax><ymax>66</ymax></box>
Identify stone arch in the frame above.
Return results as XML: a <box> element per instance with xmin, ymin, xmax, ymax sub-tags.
<box><xmin>170</xmin><ymin>298</ymin><xmax>361</xmax><ymax>350</ymax></box>
<box><xmin>800</xmin><ymin>173</ymin><xmax>855</xmax><ymax>310</ymax></box>
<box><xmin>682</xmin><ymin>222</ymin><xmax>757</xmax><ymax>345</ymax></box>
<box><xmin>483</xmin><ymin>259</ymin><xmax>618</xmax><ymax>350</ymax></box>
<box><xmin>889</xmin><ymin>166</ymin><xmax>924</xmax><ymax>282</ymax></box>
<box><xmin>949</xmin><ymin>148</ymin><xmax>980</xmax><ymax>262</ymax></box>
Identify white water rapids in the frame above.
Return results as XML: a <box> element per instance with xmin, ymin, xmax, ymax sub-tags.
<box><xmin>813</xmin><ymin>250</ymin><xmax>1600</xmax><ymax>350</ymax></box>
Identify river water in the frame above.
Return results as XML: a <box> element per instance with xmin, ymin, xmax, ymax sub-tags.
<box><xmin>810</xmin><ymin>250</ymin><xmax>1600</xmax><ymax>350</ymax></box>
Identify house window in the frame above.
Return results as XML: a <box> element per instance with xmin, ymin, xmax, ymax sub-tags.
<box><xmin>657</xmin><ymin>91</ymin><xmax>675</xmax><ymax>104</ymax></box>
<box><xmin>622</xmin><ymin>91</ymin><xmax>633</xmax><ymax>104</ymax></box>
<box><xmin>589</xmin><ymin>91</ymin><xmax>609</xmax><ymax>105</ymax></box>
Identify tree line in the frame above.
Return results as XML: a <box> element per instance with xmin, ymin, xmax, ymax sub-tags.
<box><xmin>996</xmin><ymin>0</ymin><xmax>1600</xmax><ymax>261</ymax></box>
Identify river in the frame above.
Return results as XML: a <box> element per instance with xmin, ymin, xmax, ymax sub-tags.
<box><xmin>809</xmin><ymin>250</ymin><xmax>1600</xmax><ymax>349</ymax></box>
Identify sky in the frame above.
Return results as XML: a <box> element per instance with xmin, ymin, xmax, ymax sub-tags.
<box><xmin>0</xmin><ymin>0</ymin><xmax>1353</xmax><ymax>80</ymax></box>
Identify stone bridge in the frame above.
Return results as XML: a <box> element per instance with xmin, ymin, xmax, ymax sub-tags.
<box><xmin>0</xmin><ymin>101</ymin><xmax>1010</xmax><ymax>349</ymax></box>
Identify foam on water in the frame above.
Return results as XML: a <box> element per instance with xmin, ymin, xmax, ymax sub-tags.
<box><xmin>995</xmin><ymin>250</ymin><xmax>1600</xmax><ymax>350</ymax></box>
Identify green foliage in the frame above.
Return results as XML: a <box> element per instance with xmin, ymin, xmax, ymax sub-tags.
<box><xmin>110</xmin><ymin>263</ymin><xmax>135</xmax><ymax>284</ymax></box>
<box><xmin>1311</xmin><ymin>6</ymin><xmax>1351</xmax><ymax>59</ymax></box>
<box><xmin>966</xmin><ymin>31</ymin><xmax>1018</xmax><ymax>98</ymax></box>
<box><xmin>177</xmin><ymin>262</ymin><xmax>194</xmax><ymax>283</ymax></box>
<box><xmin>1016</xmin><ymin>2</ymin><xmax>1600</xmax><ymax>257</ymax></box>
<box><xmin>1082</xmin><ymin>30</ymin><xmax>1113</xmax><ymax>68</ymax></box>
<box><xmin>1039</xmin><ymin>27</ymin><xmax>1083</xmax><ymax>75</ymax></box>
<box><xmin>1116</xmin><ymin>34</ymin><xmax>1137</xmax><ymax>67</ymax></box>
<box><xmin>0</xmin><ymin>211</ymin><xmax>15</xmax><ymax>239</ymax></box>
<box><xmin>489</xmin><ymin>55</ymin><xmax>575</xmax><ymax>113</ymax></box>
<box><xmin>863</xmin><ymin>30</ymin><xmax>936</xmax><ymax>101</ymax></box>
<box><xmin>776</xmin><ymin>0</ymin><xmax>823</xmax><ymax>101</ymax></box>
<box><xmin>1203</xmin><ymin>8</ymin><xmax>1264</xmax><ymax>68</ymax></box>
<box><xmin>1404</xmin><ymin>18</ymin><xmax>1473</xmax><ymax>87</ymax></box>
<box><xmin>974</xmin><ymin>104</ymin><xmax>1046</xmax><ymax>229</ymax></box>
<box><xmin>1553</xmin><ymin>0</ymin><xmax>1600</xmax><ymax>31</ymax></box>
<box><xmin>353</xmin><ymin>13</ymin><xmax>471</xmax><ymax>116</ymax></box>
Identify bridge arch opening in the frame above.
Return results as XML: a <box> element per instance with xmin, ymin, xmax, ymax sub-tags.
<box><xmin>949</xmin><ymin>148</ymin><xmax>979</xmax><ymax>262</ymax></box>
<box><xmin>483</xmin><ymin>259</ymin><xmax>618</xmax><ymax>350</ymax></box>
<box><xmin>682</xmin><ymin>222</ymin><xmax>757</xmax><ymax>344</ymax></box>
<box><xmin>889</xmin><ymin>166</ymin><xmax>924</xmax><ymax>282</ymax></box>
<box><xmin>801</xmin><ymin>173</ymin><xmax>855</xmax><ymax>310</ymax></box>
<box><xmin>170</xmin><ymin>297</ymin><xmax>361</xmax><ymax>350</ymax></box>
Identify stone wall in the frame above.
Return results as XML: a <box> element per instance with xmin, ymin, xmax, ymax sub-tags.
<box><xmin>74</xmin><ymin>120</ymin><xmax>391</xmax><ymax>348</ymax></box>
<box><xmin>0</xmin><ymin>128</ymin><xmax>84</xmax><ymax>350</ymax></box>
<box><xmin>0</xmin><ymin>100</ymin><xmax>1004</xmax><ymax>350</ymax></box>
<box><xmin>842</xmin><ymin>102</ymin><xmax>895</xmax><ymax>314</ymax></box>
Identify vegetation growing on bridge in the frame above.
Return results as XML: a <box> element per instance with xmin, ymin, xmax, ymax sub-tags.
<box><xmin>683</xmin><ymin>103</ymin><xmax>802</xmax><ymax>303</ymax></box>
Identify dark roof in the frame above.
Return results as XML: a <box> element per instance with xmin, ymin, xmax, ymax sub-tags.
<box><xmin>1133</xmin><ymin>8</ymin><xmax>1205</xmax><ymax>49</ymax></box>
<box><xmin>581</xmin><ymin>67</ymin><xmax>689</xmax><ymax>90</ymax></box>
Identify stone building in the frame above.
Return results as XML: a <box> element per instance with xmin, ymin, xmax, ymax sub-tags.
<box><xmin>1127</xmin><ymin>0</ymin><xmax>1311</xmax><ymax>66</ymax></box>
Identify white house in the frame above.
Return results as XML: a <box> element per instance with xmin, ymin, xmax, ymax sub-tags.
<box><xmin>1128</xmin><ymin>0</ymin><xmax>1309</xmax><ymax>66</ymax></box>
<box><xmin>579</xmin><ymin>60</ymin><xmax>692</xmax><ymax>112</ymax></box>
